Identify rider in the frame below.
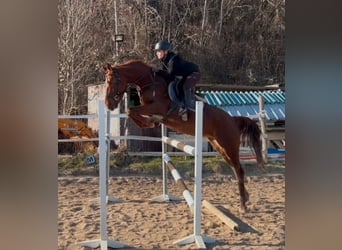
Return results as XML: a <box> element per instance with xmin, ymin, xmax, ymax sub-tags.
<box><xmin>153</xmin><ymin>40</ymin><xmax>200</xmax><ymax>121</ymax></box>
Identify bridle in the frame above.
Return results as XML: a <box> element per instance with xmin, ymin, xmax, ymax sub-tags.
<box><xmin>106</xmin><ymin>67</ymin><xmax>124</xmax><ymax>101</ymax></box>
<box><xmin>106</xmin><ymin>66</ymin><xmax>157</xmax><ymax>101</ymax></box>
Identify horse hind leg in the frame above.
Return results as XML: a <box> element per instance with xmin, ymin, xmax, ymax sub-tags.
<box><xmin>209</xmin><ymin>138</ymin><xmax>249</xmax><ymax>213</ymax></box>
<box><xmin>230</xmin><ymin>157</ymin><xmax>249</xmax><ymax>213</ymax></box>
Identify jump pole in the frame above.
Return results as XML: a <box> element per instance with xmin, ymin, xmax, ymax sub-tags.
<box><xmin>150</xmin><ymin>123</ymin><xmax>197</xmax><ymax>202</ymax></box>
<box><xmin>79</xmin><ymin>100</ymin><xmax>127</xmax><ymax>249</ymax></box>
<box><xmin>163</xmin><ymin>154</ymin><xmax>194</xmax><ymax>212</ymax></box>
<box><xmin>202</xmin><ymin>199</ymin><xmax>239</xmax><ymax>231</ymax></box>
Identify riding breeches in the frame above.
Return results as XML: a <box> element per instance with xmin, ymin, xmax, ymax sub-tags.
<box><xmin>184</xmin><ymin>72</ymin><xmax>200</xmax><ymax>89</ymax></box>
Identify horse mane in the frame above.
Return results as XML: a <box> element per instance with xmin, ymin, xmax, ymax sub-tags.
<box><xmin>114</xmin><ymin>59</ymin><xmax>152</xmax><ymax>69</ymax></box>
<box><xmin>110</xmin><ymin>59</ymin><xmax>167</xmax><ymax>86</ymax></box>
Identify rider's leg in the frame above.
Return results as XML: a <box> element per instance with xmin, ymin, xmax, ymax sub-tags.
<box><xmin>177</xmin><ymin>82</ymin><xmax>188</xmax><ymax>121</ymax></box>
<box><xmin>178</xmin><ymin>88</ymin><xmax>190</xmax><ymax>122</ymax></box>
<box><xmin>183</xmin><ymin>87</ymin><xmax>193</xmax><ymax>109</ymax></box>
<box><xmin>178</xmin><ymin>72</ymin><xmax>200</xmax><ymax>121</ymax></box>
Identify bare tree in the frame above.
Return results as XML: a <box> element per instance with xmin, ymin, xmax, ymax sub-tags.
<box><xmin>58</xmin><ymin>0</ymin><xmax>96</xmax><ymax>114</ymax></box>
<box><xmin>58</xmin><ymin>0</ymin><xmax>120</xmax><ymax>114</ymax></box>
<box><xmin>201</xmin><ymin>0</ymin><xmax>208</xmax><ymax>45</ymax></box>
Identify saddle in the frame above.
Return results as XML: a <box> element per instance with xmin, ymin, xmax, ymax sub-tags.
<box><xmin>168</xmin><ymin>79</ymin><xmax>195</xmax><ymax>110</ymax></box>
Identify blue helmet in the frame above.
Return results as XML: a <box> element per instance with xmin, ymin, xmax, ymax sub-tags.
<box><xmin>154</xmin><ymin>40</ymin><xmax>172</xmax><ymax>51</ymax></box>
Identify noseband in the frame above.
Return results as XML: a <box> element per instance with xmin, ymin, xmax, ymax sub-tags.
<box><xmin>107</xmin><ymin>68</ymin><xmax>123</xmax><ymax>101</ymax></box>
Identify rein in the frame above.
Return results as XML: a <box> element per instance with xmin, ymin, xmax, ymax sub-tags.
<box><xmin>106</xmin><ymin>68</ymin><xmax>123</xmax><ymax>101</ymax></box>
<box><xmin>136</xmin><ymin>81</ymin><xmax>156</xmax><ymax>97</ymax></box>
<box><xmin>106</xmin><ymin>67</ymin><xmax>155</xmax><ymax>101</ymax></box>
<box><xmin>132</xmin><ymin>70</ymin><xmax>157</xmax><ymax>97</ymax></box>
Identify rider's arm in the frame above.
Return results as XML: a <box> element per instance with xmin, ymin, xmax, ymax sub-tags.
<box><xmin>166</xmin><ymin>55</ymin><xmax>178</xmax><ymax>77</ymax></box>
<box><xmin>153</xmin><ymin>68</ymin><xmax>174</xmax><ymax>82</ymax></box>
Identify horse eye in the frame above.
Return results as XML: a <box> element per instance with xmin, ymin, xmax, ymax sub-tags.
<box><xmin>114</xmin><ymin>95</ymin><xmax>120</xmax><ymax>101</ymax></box>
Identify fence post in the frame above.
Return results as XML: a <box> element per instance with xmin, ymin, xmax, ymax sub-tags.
<box><xmin>258</xmin><ymin>96</ymin><xmax>268</xmax><ymax>163</ymax></box>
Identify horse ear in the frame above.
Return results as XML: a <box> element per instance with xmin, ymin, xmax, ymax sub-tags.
<box><xmin>103</xmin><ymin>63</ymin><xmax>112</xmax><ymax>72</ymax></box>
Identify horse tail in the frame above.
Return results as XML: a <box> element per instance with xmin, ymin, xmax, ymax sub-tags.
<box><xmin>233</xmin><ymin>116</ymin><xmax>265</xmax><ymax>169</ymax></box>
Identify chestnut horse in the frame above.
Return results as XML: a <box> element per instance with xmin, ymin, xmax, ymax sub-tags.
<box><xmin>104</xmin><ymin>60</ymin><xmax>265</xmax><ymax>212</ymax></box>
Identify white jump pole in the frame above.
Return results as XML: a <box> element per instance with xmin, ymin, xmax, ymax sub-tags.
<box><xmin>79</xmin><ymin>100</ymin><xmax>127</xmax><ymax>249</ymax></box>
<box><xmin>163</xmin><ymin>153</ymin><xmax>194</xmax><ymax>211</ymax></box>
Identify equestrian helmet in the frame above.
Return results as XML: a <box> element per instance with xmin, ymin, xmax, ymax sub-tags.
<box><xmin>154</xmin><ymin>40</ymin><xmax>171</xmax><ymax>51</ymax></box>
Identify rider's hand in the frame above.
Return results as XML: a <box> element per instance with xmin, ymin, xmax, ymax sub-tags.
<box><xmin>151</xmin><ymin>67</ymin><xmax>159</xmax><ymax>73</ymax></box>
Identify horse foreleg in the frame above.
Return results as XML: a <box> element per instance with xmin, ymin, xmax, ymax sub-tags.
<box><xmin>127</xmin><ymin>109</ymin><xmax>155</xmax><ymax>128</ymax></box>
<box><xmin>127</xmin><ymin>103</ymin><xmax>165</xmax><ymax>128</ymax></box>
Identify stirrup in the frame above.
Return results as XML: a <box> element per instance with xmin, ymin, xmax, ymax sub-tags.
<box><xmin>178</xmin><ymin>107</ymin><xmax>187</xmax><ymax>115</ymax></box>
<box><xmin>178</xmin><ymin>108</ymin><xmax>188</xmax><ymax>121</ymax></box>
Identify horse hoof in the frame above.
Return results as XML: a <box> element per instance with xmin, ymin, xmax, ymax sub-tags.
<box><xmin>239</xmin><ymin>205</ymin><xmax>248</xmax><ymax>214</ymax></box>
<box><xmin>245</xmin><ymin>191</ymin><xmax>250</xmax><ymax>202</ymax></box>
<box><xmin>258</xmin><ymin>163</ymin><xmax>267</xmax><ymax>172</ymax></box>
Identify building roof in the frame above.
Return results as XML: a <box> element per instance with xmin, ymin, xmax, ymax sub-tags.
<box><xmin>198</xmin><ymin>90</ymin><xmax>285</xmax><ymax>121</ymax></box>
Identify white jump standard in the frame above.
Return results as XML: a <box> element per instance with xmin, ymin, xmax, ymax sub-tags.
<box><xmin>79</xmin><ymin>100</ymin><xmax>127</xmax><ymax>249</ymax></box>
<box><xmin>89</xmin><ymin>109</ymin><xmax>122</xmax><ymax>204</ymax></box>
<box><xmin>157</xmin><ymin>101</ymin><xmax>216</xmax><ymax>249</ymax></box>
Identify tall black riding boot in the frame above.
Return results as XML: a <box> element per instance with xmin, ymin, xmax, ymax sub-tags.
<box><xmin>184</xmin><ymin>88</ymin><xmax>194</xmax><ymax>109</ymax></box>
<box><xmin>178</xmin><ymin>88</ymin><xmax>193</xmax><ymax>121</ymax></box>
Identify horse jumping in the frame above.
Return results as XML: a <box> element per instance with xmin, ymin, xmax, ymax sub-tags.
<box><xmin>103</xmin><ymin>60</ymin><xmax>265</xmax><ymax>212</ymax></box>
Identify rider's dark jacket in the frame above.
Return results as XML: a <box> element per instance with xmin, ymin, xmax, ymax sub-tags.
<box><xmin>156</xmin><ymin>52</ymin><xmax>199</xmax><ymax>84</ymax></box>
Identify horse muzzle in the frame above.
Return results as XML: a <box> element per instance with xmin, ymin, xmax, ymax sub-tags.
<box><xmin>105</xmin><ymin>98</ymin><xmax>118</xmax><ymax>111</ymax></box>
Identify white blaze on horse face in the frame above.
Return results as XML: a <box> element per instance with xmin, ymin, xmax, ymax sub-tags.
<box><xmin>105</xmin><ymin>86</ymin><xmax>117</xmax><ymax>110</ymax></box>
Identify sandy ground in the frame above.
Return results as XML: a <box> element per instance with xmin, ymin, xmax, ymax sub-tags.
<box><xmin>58</xmin><ymin>165</ymin><xmax>285</xmax><ymax>249</ymax></box>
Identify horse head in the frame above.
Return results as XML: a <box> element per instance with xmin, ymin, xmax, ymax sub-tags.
<box><xmin>103</xmin><ymin>63</ymin><xmax>127</xmax><ymax>111</ymax></box>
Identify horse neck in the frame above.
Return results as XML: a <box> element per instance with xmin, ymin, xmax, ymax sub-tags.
<box><xmin>119</xmin><ymin>63</ymin><xmax>152</xmax><ymax>88</ymax></box>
